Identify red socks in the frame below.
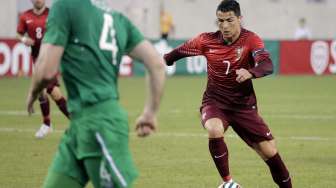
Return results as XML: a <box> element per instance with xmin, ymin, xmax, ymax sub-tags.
<box><xmin>209</xmin><ymin>137</ymin><xmax>230</xmax><ymax>181</ymax></box>
<box><xmin>209</xmin><ymin>138</ymin><xmax>291</xmax><ymax>188</ymax></box>
<box><xmin>55</xmin><ymin>97</ymin><xmax>70</xmax><ymax>119</ymax></box>
<box><xmin>39</xmin><ymin>96</ymin><xmax>50</xmax><ymax>127</ymax></box>
<box><xmin>265</xmin><ymin>153</ymin><xmax>292</xmax><ymax>188</ymax></box>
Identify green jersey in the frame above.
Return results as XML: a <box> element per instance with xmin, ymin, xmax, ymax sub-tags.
<box><xmin>43</xmin><ymin>0</ymin><xmax>144</xmax><ymax>112</ymax></box>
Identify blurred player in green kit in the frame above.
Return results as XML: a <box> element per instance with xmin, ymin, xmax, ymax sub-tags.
<box><xmin>26</xmin><ymin>0</ymin><xmax>166</xmax><ymax>187</ymax></box>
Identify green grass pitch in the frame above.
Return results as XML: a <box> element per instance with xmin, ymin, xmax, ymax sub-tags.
<box><xmin>0</xmin><ymin>75</ymin><xmax>335</xmax><ymax>188</ymax></box>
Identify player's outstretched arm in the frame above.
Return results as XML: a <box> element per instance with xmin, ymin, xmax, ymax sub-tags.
<box><xmin>164</xmin><ymin>35</ymin><xmax>204</xmax><ymax>66</ymax></box>
<box><xmin>129</xmin><ymin>40</ymin><xmax>166</xmax><ymax>137</ymax></box>
<box><xmin>163</xmin><ymin>49</ymin><xmax>182</xmax><ymax>66</ymax></box>
<box><xmin>164</xmin><ymin>45</ymin><xmax>199</xmax><ymax>66</ymax></box>
<box><xmin>26</xmin><ymin>44</ymin><xmax>64</xmax><ymax>115</ymax></box>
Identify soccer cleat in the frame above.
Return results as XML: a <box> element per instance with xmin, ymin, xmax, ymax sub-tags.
<box><xmin>35</xmin><ymin>124</ymin><xmax>53</xmax><ymax>139</ymax></box>
<box><xmin>218</xmin><ymin>179</ymin><xmax>242</xmax><ymax>188</ymax></box>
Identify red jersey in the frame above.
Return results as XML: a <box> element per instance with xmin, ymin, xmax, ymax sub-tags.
<box><xmin>164</xmin><ymin>29</ymin><xmax>273</xmax><ymax>110</ymax></box>
<box><xmin>17</xmin><ymin>8</ymin><xmax>49</xmax><ymax>59</ymax></box>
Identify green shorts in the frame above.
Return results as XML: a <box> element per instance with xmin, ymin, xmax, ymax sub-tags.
<box><xmin>48</xmin><ymin>99</ymin><xmax>138</xmax><ymax>188</ymax></box>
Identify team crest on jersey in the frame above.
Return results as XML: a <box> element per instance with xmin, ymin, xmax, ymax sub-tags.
<box><xmin>235</xmin><ymin>47</ymin><xmax>244</xmax><ymax>61</ymax></box>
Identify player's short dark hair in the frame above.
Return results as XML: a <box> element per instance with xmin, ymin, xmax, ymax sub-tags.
<box><xmin>217</xmin><ymin>0</ymin><xmax>241</xmax><ymax>17</ymax></box>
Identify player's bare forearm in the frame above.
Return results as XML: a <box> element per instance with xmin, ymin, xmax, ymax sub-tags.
<box><xmin>27</xmin><ymin>63</ymin><xmax>56</xmax><ymax>115</ymax></box>
<box><xmin>26</xmin><ymin>44</ymin><xmax>64</xmax><ymax>114</ymax></box>
<box><xmin>248</xmin><ymin>58</ymin><xmax>273</xmax><ymax>78</ymax></box>
<box><xmin>30</xmin><ymin>75</ymin><xmax>52</xmax><ymax>97</ymax></box>
<box><xmin>129</xmin><ymin>40</ymin><xmax>166</xmax><ymax>136</ymax></box>
<box><xmin>138</xmin><ymin>57</ymin><xmax>165</xmax><ymax>136</ymax></box>
<box><xmin>130</xmin><ymin>40</ymin><xmax>166</xmax><ymax>115</ymax></box>
<box><xmin>145</xmin><ymin>66</ymin><xmax>165</xmax><ymax>114</ymax></box>
<box><xmin>33</xmin><ymin>44</ymin><xmax>63</xmax><ymax>81</ymax></box>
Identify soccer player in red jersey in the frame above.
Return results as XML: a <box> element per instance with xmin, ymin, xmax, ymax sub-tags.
<box><xmin>164</xmin><ymin>1</ymin><xmax>292</xmax><ymax>188</ymax></box>
<box><xmin>17</xmin><ymin>0</ymin><xmax>70</xmax><ymax>138</ymax></box>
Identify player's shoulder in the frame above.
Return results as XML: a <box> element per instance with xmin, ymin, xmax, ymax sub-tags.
<box><xmin>111</xmin><ymin>11</ymin><xmax>125</xmax><ymax>19</ymax></box>
<box><xmin>241</xmin><ymin>28</ymin><xmax>262</xmax><ymax>41</ymax></box>
<box><xmin>111</xmin><ymin>11</ymin><xmax>135</xmax><ymax>26</ymax></box>
<box><xmin>51</xmin><ymin>0</ymin><xmax>74</xmax><ymax>9</ymax></box>
<box><xmin>112</xmin><ymin>11</ymin><xmax>132</xmax><ymax>21</ymax></box>
<box><xmin>20</xmin><ymin>9</ymin><xmax>34</xmax><ymax>18</ymax></box>
<box><xmin>197</xmin><ymin>31</ymin><xmax>222</xmax><ymax>40</ymax></box>
<box><xmin>41</xmin><ymin>7</ymin><xmax>49</xmax><ymax>16</ymax></box>
<box><xmin>200</xmin><ymin>31</ymin><xmax>220</xmax><ymax>38</ymax></box>
<box><xmin>241</xmin><ymin>28</ymin><xmax>265</xmax><ymax>49</ymax></box>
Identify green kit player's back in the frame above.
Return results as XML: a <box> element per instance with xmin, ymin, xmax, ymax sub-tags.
<box><xmin>41</xmin><ymin>0</ymin><xmax>149</xmax><ymax>188</ymax></box>
<box><xmin>44</xmin><ymin>0</ymin><xmax>144</xmax><ymax>112</ymax></box>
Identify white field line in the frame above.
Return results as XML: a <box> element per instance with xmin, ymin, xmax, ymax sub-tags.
<box><xmin>0</xmin><ymin>127</ymin><xmax>334</xmax><ymax>142</ymax></box>
<box><xmin>264</xmin><ymin>114</ymin><xmax>336</xmax><ymax>120</ymax></box>
<box><xmin>0</xmin><ymin>110</ymin><xmax>335</xmax><ymax>120</ymax></box>
<box><xmin>0</xmin><ymin>110</ymin><xmax>62</xmax><ymax>116</ymax></box>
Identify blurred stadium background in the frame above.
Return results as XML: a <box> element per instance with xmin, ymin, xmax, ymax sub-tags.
<box><xmin>0</xmin><ymin>0</ymin><xmax>335</xmax><ymax>187</ymax></box>
<box><xmin>2</xmin><ymin>0</ymin><xmax>336</xmax><ymax>39</ymax></box>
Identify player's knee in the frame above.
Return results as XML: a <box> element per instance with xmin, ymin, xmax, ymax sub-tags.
<box><xmin>50</xmin><ymin>87</ymin><xmax>63</xmax><ymax>100</ymax></box>
<box><xmin>254</xmin><ymin>140</ymin><xmax>278</xmax><ymax>159</ymax></box>
<box><xmin>264</xmin><ymin>148</ymin><xmax>278</xmax><ymax>159</ymax></box>
<box><xmin>205</xmin><ymin>119</ymin><xmax>224</xmax><ymax>138</ymax></box>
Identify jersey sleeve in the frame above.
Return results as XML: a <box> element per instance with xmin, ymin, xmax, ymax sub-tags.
<box><xmin>17</xmin><ymin>13</ymin><xmax>27</xmax><ymax>35</ymax></box>
<box><xmin>248</xmin><ymin>33</ymin><xmax>273</xmax><ymax>78</ymax></box>
<box><xmin>164</xmin><ymin>33</ymin><xmax>205</xmax><ymax>65</ymax></box>
<box><xmin>121</xmin><ymin>14</ymin><xmax>144</xmax><ymax>53</ymax></box>
<box><xmin>177</xmin><ymin>33</ymin><xmax>204</xmax><ymax>55</ymax></box>
<box><xmin>43</xmin><ymin>0</ymin><xmax>70</xmax><ymax>47</ymax></box>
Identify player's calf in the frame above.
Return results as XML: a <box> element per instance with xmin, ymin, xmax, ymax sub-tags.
<box><xmin>48</xmin><ymin>86</ymin><xmax>70</xmax><ymax>119</ymax></box>
<box><xmin>265</xmin><ymin>153</ymin><xmax>292</xmax><ymax>188</ymax></box>
<box><xmin>38</xmin><ymin>93</ymin><xmax>51</xmax><ymax>127</ymax></box>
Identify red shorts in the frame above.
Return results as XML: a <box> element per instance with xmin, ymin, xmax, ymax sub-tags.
<box><xmin>200</xmin><ymin>105</ymin><xmax>273</xmax><ymax>146</ymax></box>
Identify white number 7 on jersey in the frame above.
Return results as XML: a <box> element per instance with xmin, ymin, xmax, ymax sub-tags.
<box><xmin>223</xmin><ymin>60</ymin><xmax>231</xmax><ymax>75</ymax></box>
<box><xmin>99</xmin><ymin>13</ymin><xmax>118</xmax><ymax>65</ymax></box>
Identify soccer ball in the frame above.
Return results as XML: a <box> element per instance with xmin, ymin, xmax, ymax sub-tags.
<box><xmin>218</xmin><ymin>181</ymin><xmax>241</xmax><ymax>188</ymax></box>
